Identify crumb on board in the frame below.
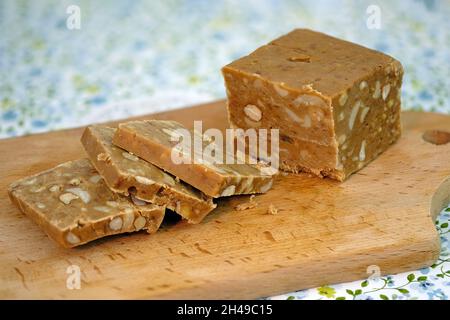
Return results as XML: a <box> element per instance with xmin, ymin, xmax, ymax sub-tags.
<box><xmin>234</xmin><ymin>195</ymin><xmax>258</xmax><ymax>211</ymax></box>
<box><xmin>267</xmin><ymin>204</ymin><xmax>278</xmax><ymax>215</ymax></box>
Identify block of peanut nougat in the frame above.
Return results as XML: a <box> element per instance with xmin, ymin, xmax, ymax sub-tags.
<box><xmin>113</xmin><ymin>120</ymin><xmax>275</xmax><ymax>198</ymax></box>
<box><xmin>81</xmin><ymin>125</ymin><xmax>216</xmax><ymax>223</ymax></box>
<box><xmin>8</xmin><ymin>159</ymin><xmax>165</xmax><ymax>248</ymax></box>
<box><xmin>222</xmin><ymin>29</ymin><xmax>403</xmax><ymax>181</ymax></box>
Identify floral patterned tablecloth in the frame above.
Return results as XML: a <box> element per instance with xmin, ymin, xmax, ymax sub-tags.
<box><xmin>1</xmin><ymin>0</ymin><xmax>449</xmax><ymax>299</ymax></box>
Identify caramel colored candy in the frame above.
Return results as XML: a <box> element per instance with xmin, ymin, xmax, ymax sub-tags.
<box><xmin>8</xmin><ymin>159</ymin><xmax>165</xmax><ymax>248</ymax></box>
<box><xmin>81</xmin><ymin>126</ymin><xmax>216</xmax><ymax>223</ymax></box>
<box><xmin>222</xmin><ymin>29</ymin><xmax>403</xmax><ymax>181</ymax></box>
<box><xmin>113</xmin><ymin>120</ymin><xmax>275</xmax><ymax>198</ymax></box>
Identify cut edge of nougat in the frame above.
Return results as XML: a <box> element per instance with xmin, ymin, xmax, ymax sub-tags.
<box><xmin>81</xmin><ymin>125</ymin><xmax>217</xmax><ymax>224</ymax></box>
<box><xmin>331</xmin><ymin>58</ymin><xmax>404</xmax><ymax>180</ymax></box>
<box><xmin>223</xmin><ymin>67</ymin><xmax>343</xmax><ymax>180</ymax></box>
<box><xmin>7</xmin><ymin>159</ymin><xmax>166</xmax><ymax>248</ymax></box>
<box><xmin>114</xmin><ymin>120</ymin><xmax>275</xmax><ymax>198</ymax></box>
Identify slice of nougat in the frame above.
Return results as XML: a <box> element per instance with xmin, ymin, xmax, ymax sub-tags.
<box><xmin>81</xmin><ymin>125</ymin><xmax>216</xmax><ymax>224</ymax></box>
<box><xmin>222</xmin><ymin>29</ymin><xmax>403</xmax><ymax>181</ymax></box>
<box><xmin>113</xmin><ymin>120</ymin><xmax>275</xmax><ymax>198</ymax></box>
<box><xmin>8</xmin><ymin>159</ymin><xmax>165</xmax><ymax>248</ymax></box>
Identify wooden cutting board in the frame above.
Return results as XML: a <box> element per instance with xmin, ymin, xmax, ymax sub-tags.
<box><xmin>1</xmin><ymin>100</ymin><xmax>449</xmax><ymax>299</ymax></box>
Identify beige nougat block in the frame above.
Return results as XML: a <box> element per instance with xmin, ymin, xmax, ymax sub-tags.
<box><xmin>8</xmin><ymin>159</ymin><xmax>165</xmax><ymax>248</ymax></box>
<box><xmin>113</xmin><ymin>120</ymin><xmax>275</xmax><ymax>198</ymax></box>
<box><xmin>222</xmin><ymin>28</ymin><xmax>403</xmax><ymax>181</ymax></box>
<box><xmin>81</xmin><ymin>126</ymin><xmax>216</xmax><ymax>224</ymax></box>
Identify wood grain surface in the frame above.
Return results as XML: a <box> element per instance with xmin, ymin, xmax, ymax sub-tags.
<box><xmin>1</xmin><ymin>100</ymin><xmax>449</xmax><ymax>299</ymax></box>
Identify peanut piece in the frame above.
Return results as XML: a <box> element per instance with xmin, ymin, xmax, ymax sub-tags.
<box><xmin>244</xmin><ymin>104</ymin><xmax>262</xmax><ymax>122</ymax></box>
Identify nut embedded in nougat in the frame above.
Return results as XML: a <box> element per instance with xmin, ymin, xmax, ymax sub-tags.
<box><xmin>222</xmin><ymin>28</ymin><xmax>403</xmax><ymax>181</ymax></box>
